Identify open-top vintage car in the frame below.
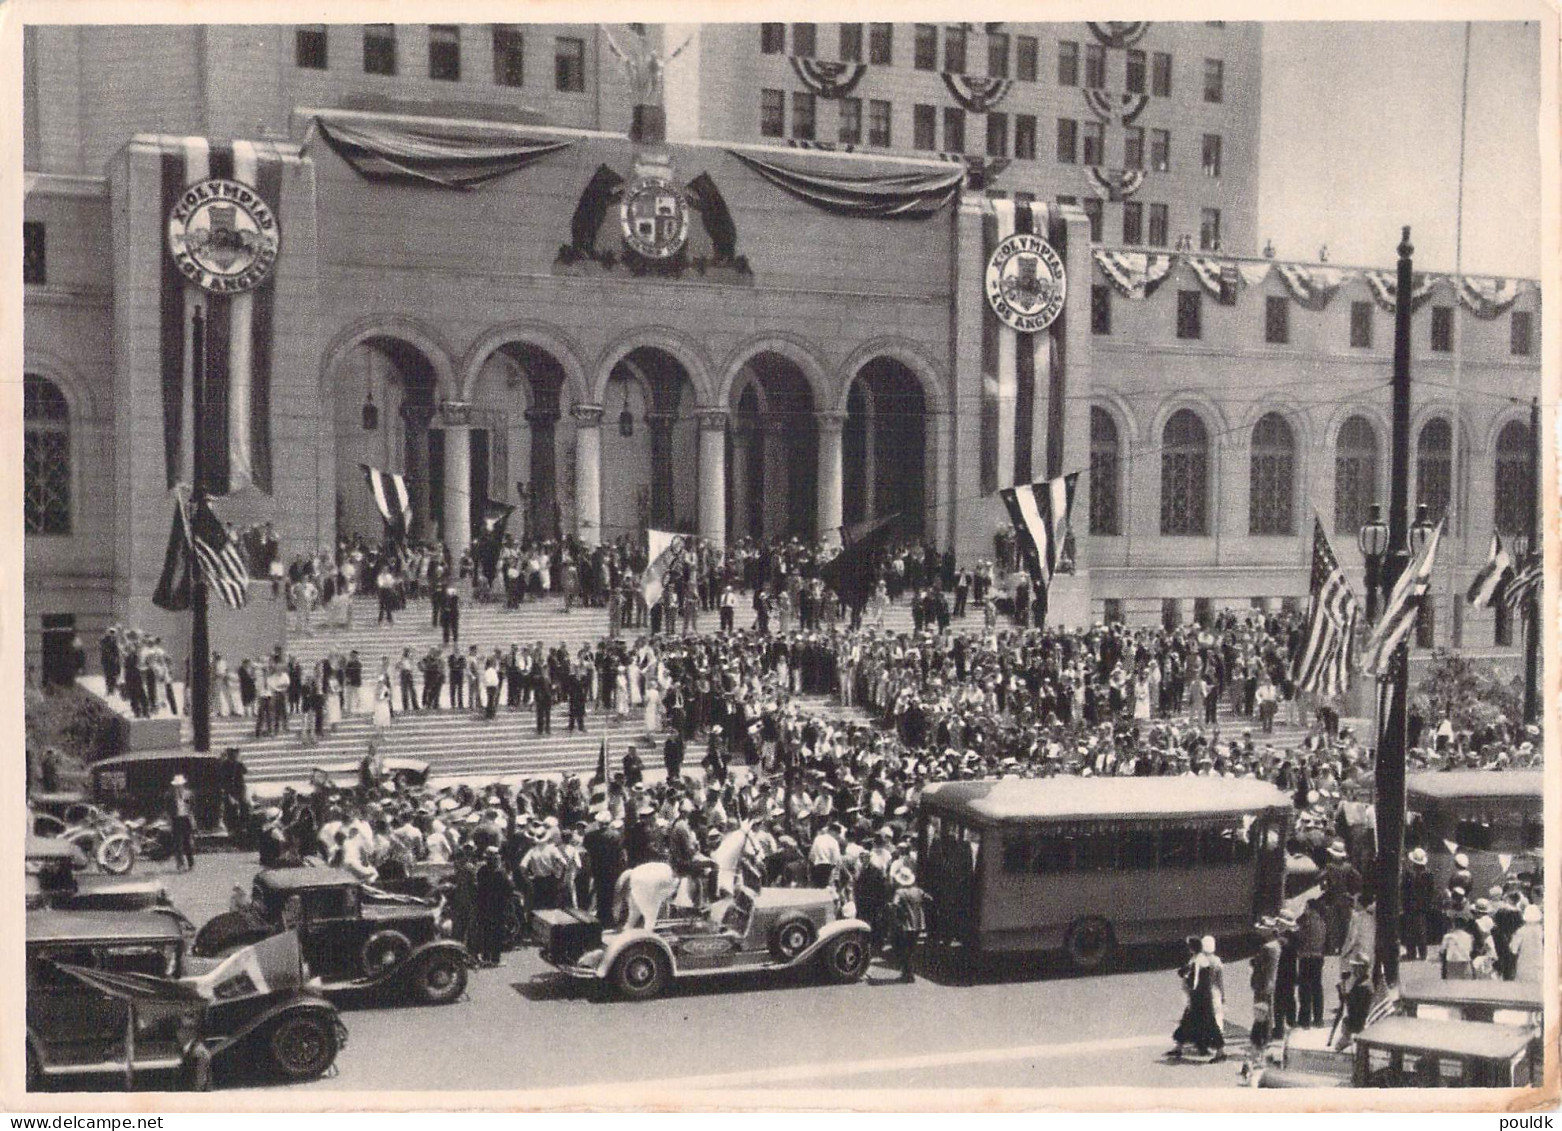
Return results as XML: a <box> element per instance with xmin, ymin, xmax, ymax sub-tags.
<box><xmin>193</xmin><ymin>868</ymin><xmax>470</xmax><ymax>1006</ymax></box>
<box><xmin>536</xmin><ymin>884</ymin><xmax>872</xmax><ymax>1001</ymax></box>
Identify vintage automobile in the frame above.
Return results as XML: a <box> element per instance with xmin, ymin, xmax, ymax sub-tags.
<box><xmin>26</xmin><ymin>910</ymin><xmax>344</xmax><ymax>1089</ymax></box>
<box><xmin>193</xmin><ymin>868</ymin><xmax>470</xmax><ymax>1006</ymax></box>
<box><xmin>26</xmin><ymin>872</ymin><xmax>197</xmax><ymax>939</ymax></box>
<box><xmin>536</xmin><ymin>884</ymin><xmax>872</xmax><ymax>1001</ymax></box>
<box><xmin>90</xmin><ymin>751</ymin><xmax>229</xmax><ymax>832</ymax></box>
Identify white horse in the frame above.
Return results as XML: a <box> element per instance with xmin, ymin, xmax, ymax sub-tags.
<box><xmin>611</xmin><ymin>822</ymin><xmax>763</xmax><ymax>929</ymax></box>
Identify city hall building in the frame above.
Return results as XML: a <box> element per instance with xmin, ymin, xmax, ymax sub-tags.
<box><xmin>22</xmin><ymin>22</ymin><xmax>1541</xmax><ymax>679</ymax></box>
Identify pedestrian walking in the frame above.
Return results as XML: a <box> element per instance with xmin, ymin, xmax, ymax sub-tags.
<box><xmin>887</xmin><ymin>864</ymin><xmax>930</xmax><ymax>983</ymax></box>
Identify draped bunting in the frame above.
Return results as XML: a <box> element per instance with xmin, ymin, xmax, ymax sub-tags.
<box><xmin>727</xmin><ymin>150</ymin><xmax>963</xmax><ymax>219</ymax></box>
<box><xmin>1459</xmin><ymin>276</ymin><xmax>1529</xmax><ymax>320</ymax></box>
<box><xmin>1084</xmin><ymin>166</ymin><xmax>1145</xmax><ymax>202</ymax></box>
<box><xmin>1276</xmin><ymin>264</ymin><xmax>1347</xmax><ymax>311</ymax></box>
<box><xmin>942</xmin><ymin>73</ymin><xmax>1013</xmax><ymax>114</ymax></box>
<box><xmin>790</xmin><ymin>57</ymin><xmax>868</xmax><ymax>100</ymax></box>
<box><xmin>312</xmin><ymin>115</ymin><xmax>572</xmax><ymax>190</ymax></box>
<box><xmin>1363</xmin><ymin>270</ymin><xmax>1439</xmax><ymax>314</ymax></box>
<box><xmin>1092</xmin><ymin>250</ymin><xmax>1174</xmax><ymax>300</ymax></box>
<box><xmin>1083</xmin><ymin>89</ymin><xmax>1150</xmax><ymax>127</ymax></box>
<box><xmin>1087</xmin><ymin>21</ymin><xmax>1151</xmax><ymax>48</ymax></box>
<box><xmin>568</xmin><ymin>164</ymin><xmax>624</xmax><ymax>254</ymax></box>
<box><xmin>1237</xmin><ymin>262</ymin><xmax>1275</xmax><ymax>288</ymax></box>
<box><xmin>1183</xmin><ymin>256</ymin><xmax>1228</xmax><ymax>300</ymax></box>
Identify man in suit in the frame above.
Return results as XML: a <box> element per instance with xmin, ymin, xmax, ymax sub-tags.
<box><xmin>663</xmin><ymin>730</ymin><xmax>685</xmax><ymax>781</ymax></box>
<box><xmin>567</xmin><ymin>669</ymin><xmax>589</xmax><ymax>732</ymax></box>
<box><xmin>583</xmin><ymin>812</ymin><xmax>624</xmax><ymax>925</ymax></box>
<box><xmin>533</xmin><ymin>666</ymin><xmax>554</xmax><ymax>735</ymax></box>
<box><xmin>447</xmin><ymin>648</ymin><xmax>466</xmax><ymax>709</ymax></box>
<box><xmin>442</xmin><ymin>583</ymin><xmax>460</xmax><ymax>646</ymax></box>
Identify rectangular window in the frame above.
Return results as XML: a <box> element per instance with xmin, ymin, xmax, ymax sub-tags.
<box><xmin>839</xmin><ymin>23</ymin><xmax>863</xmax><ymax>63</ymax></box>
<box><xmin>988</xmin><ymin>32</ymin><xmax>1010</xmax><ymax>77</ymax></box>
<box><xmin>1161</xmin><ymin>598</ymin><xmax>1183</xmax><ymax>630</ymax></box>
<box><xmin>1084</xmin><ymin>42</ymin><xmax>1106</xmax><ymax>88</ymax></box>
<box><xmin>760</xmin><ymin>24</ymin><xmax>785</xmax><ymax>54</ymax></box>
<box><xmin>1177</xmin><ymin>289</ymin><xmax>1203</xmax><ymax>339</ymax></box>
<box><xmin>1056</xmin><ymin>118</ymin><xmax>1077</xmax><ymax>163</ymax></box>
<box><xmin>1350</xmin><ymin>301</ymin><xmax>1374</xmax><ymax>348</ymax></box>
<box><xmin>913</xmin><ymin>104</ymin><xmax>937</xmax><ymax>150</ymax></box>
<box><xmin>792</xmin><ymin>91</ymin><xmax>817</xmax><ymax>140</ymax></box>
<box><xmin>1122</xmin><ymin>201</ymin><xmax>1143</xmax><ymax>245</ymax></box>
<box><xmin>1150</xmin><ymin>128</ymin><xmax>1170</xmax><ymax>172</ymax></box>
<box><xmin>363</xmin><ymin>24</ymin><xmax>397</xmax><ymax>75</ymax></box>
<box><xmin>1511</xmin><ymin>310</ymin><xmax>1533</xmax><ymax>356</ymax></box>
<box><xmin>792</xmin><ymin>23</ymin><xmax>817</xmax><ymax>58</ymax></box>
<box><xmin>943</xmin><ymin>106</ymin><xmax>966</xmax><ymax>153</ymax></box>
<box><xmin>1081</xmin><ymin>121</ymin><xmax>1104</xmax><ymax>166</ymax></box>
<box><xmin>492</xmin><ymin>25</ymin><xmax>524</xmax><ymax>86</ymax></box>
<box><xmin>1126</xmin><ymin>48</ymin><xmax>1146</xmax><ymax>93</ymax></box>
<box><xmin>1057</xmin><ymin>40</ymin><xmax>1078</xmax><ymax>86</ymax></box>
<box><xmin>914</xmin><ymin>25</ymin><xmax>938</xmax><ymax>70</ymax></box>
<box><xmin>1194</xmin><ymin>597</ymin><xmax>1214</xmax><ymax>626</ymax></box>
<box><xmin>555</xmin><ymin>36</ymin><xmax>585</xmax><ymax>92</ymax></box>
<box><xmin>1149</xmin><ymin>203</ymin><xmax>1169</xmax><ymax>247</ymax></box>
<box><xmin>1204</xmin><ymin>57</ymin><xmax>1224</xmax><ymax>103</ymax></box>
<box><xmin>1265</xmin><ymin>296</ymin><xmax>1290</xmax><ymax>344</ymax></box>
<box><xmin>1082</xmin><ymin>198</ymin><xmax>1103</xmax><ymax>242</ymax></box>
<box><xmin>869</xmin><ymin>24</ymin><xmax>893</xmax><ymax>65</ymax></box>
<box><xmin>1124</xmin><ymin>126</ymin><xmax>1145</xmax><ymax>170</ymax></box>
<box><xmin>760</xmin><ymin>89</ymin><xmax>785</xmax><ymax>137</ymax></box>
<box><xmin>22</xmin><ymin>220</ymin><xmax>45</xmax><ymax>285</ymax></box>
<box><xmin>1016</xmin><ymin>35</ymin><xmax>1038</xmax><ymax>81</ymax></box>
<box><xmin>944</xmin><ymin>26</ymin><xmax>967</xmax><ymax>73</ymax></box>
<box><xmin>1014</xmin><ymin>114</ymin><xmax>1036</xmax><ymax>159</ymax></box>
<box><xmin>838</xmin><ymin>97</ymin><xmax>862</xmax><ymax>145</ymax></box>
<box><xmin>1159</xmin><ymin>826</ymin><xmax>1198</xmax><ymax>869</ymax></box>
<box><xmin>1431</xmin><ymin>305</ymin><xmax>1454</xmax><ymax>352</ymax></box>
<box><xmin>428</xmin><ymin>25</ymin><xmax>460</xmax><ymax>81</ymax></box>
<box><xmin>1202</xmin><ymin>133</ymin><xmax>1222</xmax><ymax>177</ymax></box>
<box><xmin>1103</xmin><ymin>598</ymin><xmax>1124</xmax><ymax>625</ymax></box>
<box><xmin>1092</xmin><ymin>284</ymin><xmax>1112</xmax><ymax>335</ymax></box>
<box><xmin>1152</xmin><ymin>51</ymin><xmax>1172</xmax><ymax>96</ymax></box>
<box><xmin>986</xmin><ymin>112</ymin><xmax>1008</xmax><ymax>157</ymax></box>
<box><xmin>1199</xmin><ymin>207</ymin><xmax>1221</xmax><ymax>251</ymax></box>
<box><xmin>296</xmin><ymin>25</ymin><xmax>328</xmax><ymax>69</ymax></box>
<box><xmin>868</xmin><ymin>99</ymin><xmax>892</xmax><ymax>147</ymax></box>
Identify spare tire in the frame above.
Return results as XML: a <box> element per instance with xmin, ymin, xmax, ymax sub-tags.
<box><xmin>360</xmin><ymin>929</ymin><xmax>414</xmax><ymax>975</ymax></box>
<box><xmin>769</xmin><ymin>915</ymin><xmax>818</xmax><ymax>962</ymax></box>
<box><xmin>1064</xmin><ymin>916</ymin><xmax>1115</xmax><ymax>971</ymax></box>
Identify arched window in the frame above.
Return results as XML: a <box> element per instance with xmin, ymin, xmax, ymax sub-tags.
<box><xmin>1494</xmin><ymin>419</ymin><xmax>1533</xmax><ymax>536</ymax></box>
<box><xmin>24</xmin><ymin>374</ymin><xmax>71</xmax><ymax>535</ymax></box>
<box><xmin>1416</xmin><ymin>418</ymin><xmax>1452</xmax><ymax>525</ymax></box>
<box><xmin>1160</xmin><ymin>408</ymin><xmax>1209</xmax><ymax>535</ymax></box>
<box><xmin>1248</xmin><ymin>412</ymin><xmax>1295</xmax><ymax>535</ymax></box>
<box><xmin>1334</xmin><ymin>415</ymin><xmax>1378</xmax><ymax>536</ymax></box>
<box><xmin>1089</xmin><ymin>406</ymin><xmax>1120</xmax><ymax>535</ymax></box>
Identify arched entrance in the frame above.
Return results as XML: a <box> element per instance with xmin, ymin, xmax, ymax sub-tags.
<box><xmin>726</xmin><ymin>352</ymin><xmax>819</xmax><ymax>541</ymax></box>
<box><xmin>843</xmin><ymin>356</ymin><xmax>926</xmax><ymax>534</ymax></box>
<box><xmin>471</xmin><ymin>342</ymin><xmax>571</xmax><ymax>542</ymax></box>
<box><xmin>333</xmin><ymin>335</ymin><xmax>439</xmax><ymax>542</ymax></box>
<box><xmin>601</xmin><ymin>346</ymin><xmax>700</xmax><ymax>540</ymax></box>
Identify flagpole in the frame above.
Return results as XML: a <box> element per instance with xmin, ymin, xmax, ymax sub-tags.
<box><xmin>1446</xmin><ymin>21</ymin><xmax>1472</xmax><ymax>648</ymax></box>
<box><xmin>191</xmin><ymin>301</ymin><xmax>212</xmax><ymax>754</ymax></box>
<box><xmin>1523</xmin><ymin>394</ymin><xmax>1540</xmax><ymax>722</ymax></box>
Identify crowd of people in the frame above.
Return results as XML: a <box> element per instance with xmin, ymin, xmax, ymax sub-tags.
<box><xmin>99</xmin><ymin>624</ymin><xmax>182</xmax><ymax>718</ymax></box>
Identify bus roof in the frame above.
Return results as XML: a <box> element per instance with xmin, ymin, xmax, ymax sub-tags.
<box><xmin>919</xmin><ymin>777</ymin><xmax>1292</xmax><ymax>826</ymax></box>
<box><xmin>1405</xmin><ymin>771</ymin><xmax>1542</xmax><ymax>803</ymax></box>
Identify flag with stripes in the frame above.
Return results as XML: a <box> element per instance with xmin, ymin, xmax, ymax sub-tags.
<box><xmin>1500</xmin><ymin>553</ymin><xmax>1542</xmax><ymax>612</ymax></box>
<box><xmin>1000</xmin><ymin>474</ymin><xmax>1079</xmax><ymax>591</ymax></box>
<box><xmin>159</xmin><ymin>137</ymin><xmax>285</xmax><ymax>495</ymax></box>
<box><xmin>1359</xmin><ymin>520</ymin><xmax>1444</xmax><ymax>677</ymax></box>
<box><xmin>642</xmin><ymin>529</ymin><xmax>686</xmax><ymax>608</ymax></box>
<box><xmin>362</xmin><ymin>464</ymin><xmax>411</xmax><ymax>535</ymax></box>
<box><xmin>151</xmin><ymin>494</ymin><xmax>193</xmax><ymax>612</ymax></box>
<box><xmin>1465</xmin><ymin>531</ymin><xmax>1513</xmax><ymax>609</ymax></box>
<box><xmin>190</xmin><ymin>498</ymin><xmax>250</xmax><ymax>609</ymax></box>
<box><xmin>1291</xmin><ymin>519</ymin><xmax>1360</xmax><ymax>698</ymax></box>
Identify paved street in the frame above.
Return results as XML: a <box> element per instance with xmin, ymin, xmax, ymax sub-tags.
<box><xmin>137</xmin><ymin>852</ymin><xmax>1317</xmax><ymax>1096</ymax></box>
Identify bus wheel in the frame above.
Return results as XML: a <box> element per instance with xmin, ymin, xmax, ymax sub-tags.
<box><xmin>1064</xmin><ymin>917</ymin><xmax>1115</xmax><ymax>971</ymax></box>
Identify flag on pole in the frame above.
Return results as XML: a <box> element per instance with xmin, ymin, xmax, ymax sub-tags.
<box><xmin>1291</xmin><ymin>519</ymin><xmax>1360</xmax><ymax>698</ymax></box>
<box><xmin>361</xmin><ymin>464</ymin><xmax>411</xmax><ymax>538</ymax></box>
<box><xmin>998</xmin><ymin>472</ymin><xmax>1080</xmax><ymax>592</ymax></box>
<box><xmin>480</xmin><ymin>498</ymin><xmax>516</xmax><ymax>536</ymax></box>
<box><xmin>1359</xmin><ymin>520</ymin><xmax>1444</xmax><ymax>677</ymax></box>
<box><xmin>642</xmin><ymin>529</ymin><xmax>685</xmax><ymax>607</ymax></box>
<box><xmin>184</xmin><ymin>931</ymin><xmax>303</xmax><ymax>1001</ymax></box>
<box><xmin>820</xmin><ymin>512</ymin><xmax>902</xmax><ymax>610</ymax></box>
<box><xmin>1500</xmin><ymin>553</ymin><xmax>1542</xmax><ymax>612</ymax></box>
<box><xmin>1465</xmin><ymin>531</ymin><xmax>1513</xmax><ymax>608</ymax></box>
<box><xmin>152</xmin><ymin>493</ymin><xmax>193</xmax><ymax>612</ymax></box>
<box><xmin>190</xmin><ymin>497</ymin><xmax>251</xmax><ymax>609</ymax></box>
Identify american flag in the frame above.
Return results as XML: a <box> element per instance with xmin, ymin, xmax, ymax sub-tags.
<box><xmin>1465</xmin><ymin>531</ymin><xmax>1513</xmax><ymax>609</ymax></box>
<box><xmin>190</xmin><ymin>497</ymin><xmax>250</xmax><ymax>609</ymax></box>
<box><xmin>1360</xmin><ymin>520</ymin><xmax>1444</xmax><ymax>678</ymax></box>
<box><xmin>1501</xmin><ymin>552</ymin><xmax>1543</xmax><ymax>613</ymax></box>
<box><xmin>1291</xmin><ymin>519</ymin><xmax>1360</xmax><ymax>698</ymax></box>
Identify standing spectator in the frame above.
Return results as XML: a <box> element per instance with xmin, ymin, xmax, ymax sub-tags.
<box><xmin>344</xmin><ymin>651</ymin><xmax>363</xmax><ymax>715</ymax></box>
<box><xmin>397</xmin><ymin>648</ymin><xmax>418</xmax><ymax>714</ymax></box>
<box><xmin>532</xmin><ymin>663</ymin><xmax>553</xmax><ymax>732</ymax></box>
<box><xmin>887</xmin><ymin>863</ymin><xmax>931</xmax><ymax>983</ymax></box>
<box><xmin>484</xmin><ymin>658</ymin><xmax>502</xmax><ymax>720</ymax></box>
<box><xmin>1510</xmin><ymin>904</ymin><xmax>1543</xmax><ymax>983</ymax></box>
<box><xmin>1243</xmin><ymin>917</ymin><xmax>1281</xmax><ymax>1078</ymax></box>
<box><xmin>1401</xmin><ymin>847</ymin><xmax>1436</xmax><ymax>962</ymax></box>
<box><xmin>167</xmin><ymin>773</ymin><xmax>197</xmax><ymax>872</ymax></box>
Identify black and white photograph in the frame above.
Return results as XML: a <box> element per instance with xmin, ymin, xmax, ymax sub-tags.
<box><xmin>6</xmin><ymin>0</ymin><xmax>1557</xmax><ymax>1111</ymax></box>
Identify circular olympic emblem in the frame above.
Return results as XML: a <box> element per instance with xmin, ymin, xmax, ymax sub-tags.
<box><xmin>620</xmin><ymin>176</ymin><xmax>690</xmax><ymax>260</ymax></box>
<box><xmin>984</xmin><ymin>233</ymin><xmax>1066</xmax><ymax>333</ymax></box>
<box><xmin>167</xmin><ymin>178</ymin><xmax>280</xmax><ymax>294</ymax></box>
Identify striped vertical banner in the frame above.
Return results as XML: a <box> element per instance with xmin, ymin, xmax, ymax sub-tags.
<box><xmin>157</xmin><ymin>136</ymin><xmax>281</xmax><ymax>495</ymax></box>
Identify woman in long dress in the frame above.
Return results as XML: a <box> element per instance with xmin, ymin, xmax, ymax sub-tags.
<box><xmin>644</xmin><ymin>679</ymin><xmax>661</xmax><ymax>734</ymax></box>
<box><xmin>1133</xmin><ymin>670</ymin><xmax>1152</xmax><ymax>722</ymax></box>
<box><xmin>372</xmin><ymin>674</ymin><xmax>394</xmax><ymax>735</ymax></box>
<box><xmin>324</xmin><ymin>669</ymin><xmax>343</xmax><ymax>733</ymax></box>
<box><xmin>1171</xmin><ymin>936</ymin><xmax>1226</xmax><ymax>1059</ymax></box>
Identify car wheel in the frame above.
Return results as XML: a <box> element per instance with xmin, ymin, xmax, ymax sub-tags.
<box><xmin>265</xmin><ymin>1012</ymin><xmax>337</xmax><ymax>1081</ymax></box>
<box><xmin>1064</xmin><ymin>916</ymin><xmax>1115</xmax><ymax>971</ymax></box>
<box><xmin>820</xmin><ymin>932</ymin><xmax>870</xmax><ymax>984</ymax></box>
<box><xmin>407</xmin><ymin>951</ymin><xmax>467</xmax><ymax>1006</ymax></box>
<box><xmin>769</xmin><ymin>916</ymin><xmax>818</xmax><ymax>962</ymax></box>
<box><xmin>360</xmin><ymin>929</ymin><xmax>414</xmax><ymax>977</ymax></box>
<box><xmin>612</xmin><ymin>943</ymin><xmax>670</xmax><ymax>1001</ymax></box>
<box><xmin>97</xmin><ymin>835</ymin><xmax>136</xmax><ymax>875</ymax></box>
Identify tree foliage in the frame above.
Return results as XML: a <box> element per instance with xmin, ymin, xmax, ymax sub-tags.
<box><xmin>1412</xmin><ymin>650</ymin><xmax>1524</xmax><ymax>733</ymax></box>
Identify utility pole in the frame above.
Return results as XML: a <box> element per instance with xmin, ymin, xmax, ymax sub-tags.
<box><xmin>1374</xmin><ymin>226</ymin><xmax>1415</xmax><ymax>989</ymax></box>
<box><xmin>190</xmin><ymin>304</ymin><xmax>212</xmax><ymax>753</ymax></box>
<box><xmin>1524</xmin><ymin>395</ymin><xmax>1541</xmax><ymax>723</ymax></box>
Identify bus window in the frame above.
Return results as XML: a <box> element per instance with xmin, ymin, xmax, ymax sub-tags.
<box><xmin>1121</xmin><ymin>828</ymin><xmax>1157</xmax><ymax>869</ymax></box>
<box><xmin>1522</xmin><ymin>819</ymin><xmax>1543</xmax><ymax>850</ymax></box>
<box><xmin>1200</xmin><ymin>826</ymin><xmax>1235</xmax><ymax>865</ymax></box>
<box><xmin>1159</xmin><ymin>825</ymin><xmax>1198</xmax><ymax>869</ymax></box>
<box><xmin>1033</xmin><ymin>833</ymin><xmax>1071</xmax><ymax>873</ymax></box>
<box><xmin>1074</xmin><ymin>830</ymin><xmax>1117</xmax><ymax>871</ymax></box>
<box><xmin>1453</xmin><ymin>819</ymin><xmax>1494</xmax><ymax>850</ymax></box>
<box><xmin>1002</xmin><ymin>834</ymin><xmax>1033</xmax><ymax>873</ymax></box>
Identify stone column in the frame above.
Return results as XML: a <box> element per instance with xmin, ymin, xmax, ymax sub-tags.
<box><xmin>817</xmin><ymin>411</ymin><xmax>847</xmax><ymax>547</ymax></box>
<box><xmin>525</xmin><ymin>408</ymin><xmax>560</xmax><ymax>542</ymax></box>
<box><xmin>646</xmin><ymin>411</ymin><xmax>678</xmax><ymax>530</ymax></box>
<box><xmin>572</xmin><ymin>404</ymin><xmax>603</xmax><ymax>546</ymax></box>
<box><xmin>697</xmin><ymin>410</ymin><xmax>728</xmax><ymax>551</ymax></box>
<box><xmin>729</xmin><ymin>424</ymin><xmax>751</xmax><ymax>541</ymax></box>
<box><xmin>443</xmin><ymin>421</ymin><xmax>472</xmax><ymax>559</ymax></box>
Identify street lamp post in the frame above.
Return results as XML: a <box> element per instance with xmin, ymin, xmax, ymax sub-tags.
<box><xmin>1523</xmin><ymin>395</ymin><xmax>1541</xmax><ymax>723</ymax></box>
<box><xmin>1358</xmin><ymin>504</ymin><xmax>1389</xmax><ymax>624</ymax></box>
<box><xmin>189</xmin><ymin>305</ymin><xmax>212</xmax><ymax>753</ymax></box>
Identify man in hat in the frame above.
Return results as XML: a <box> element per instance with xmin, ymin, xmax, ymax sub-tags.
<box><xmin>583</xmin><ymin>809</ymin><xmax>625</xmax><ymax>924</ymax></box>
<box><xmin>1320</xmin><ymin>838</ymin><xmax>1360</xmax><ymax>953</ymax></box>
<box><xmin>1401</xmin><ymin>846</ymin><xmax>1436</xmax><ymax>962</ymax></box>
<box><xmin>1242</xmin><ymin>918</ymin><xmax>1282</xmax><ymax>1078</ymax></box>
<box><xmin>167</xmin><ymin>773</ymin><xmax>197</xmax><ymax>872</ymax></box>
<box><xmin>473</xmin><ymin>845</ymin><xmax>515</xmax><ymax>966</ymax></box>
<box><xmin>887</xmin><ymin>864</ymin><xmax>931</xmax><ymax>983</ymax></box>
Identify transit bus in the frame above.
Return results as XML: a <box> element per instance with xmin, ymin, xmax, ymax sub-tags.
<box><xmin>917</xmin><ymin>777</ymin><xmax>1292</xmax><ymax>969</ymax></box>
<box><xmin>1405</xmin><ymin>771</ymin><xmax>1542</xmax><ymax>898</ymax></box>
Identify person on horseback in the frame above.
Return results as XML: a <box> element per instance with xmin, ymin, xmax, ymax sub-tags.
<box><xmin>667</xmin><ymin>806</ymin><xmax>715</xmax><ymax>912</ymax></box>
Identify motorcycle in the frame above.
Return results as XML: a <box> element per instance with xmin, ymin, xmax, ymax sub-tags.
<box><xmin>123</xmin><ymin>816</ymin><xmax>176</xmax><ymax>863</ymax></box>
<box><xmin>52</xmin><ymin>805</ymin><xmax>136</xmax><ymax>875</ymax></box>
